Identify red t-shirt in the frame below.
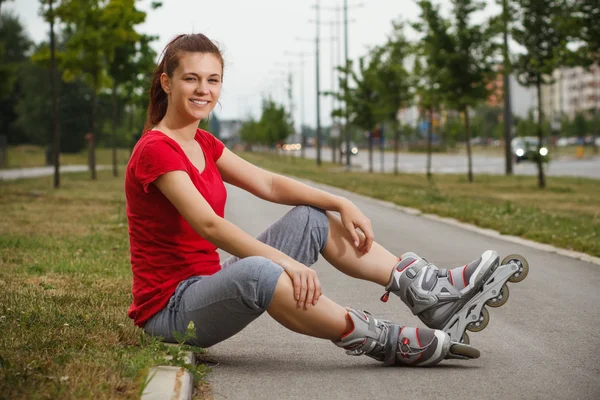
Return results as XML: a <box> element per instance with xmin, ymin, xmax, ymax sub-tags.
<box><xmin>125</xmin><ymin>128</ymin><xmax>227</xmax><ymax>327</ymax></box>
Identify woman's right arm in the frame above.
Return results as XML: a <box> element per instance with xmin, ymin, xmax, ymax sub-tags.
<box><xmin>154</xmin><ymin>170</ymin><xmax>322</xmax><ymax>308</ymax></box>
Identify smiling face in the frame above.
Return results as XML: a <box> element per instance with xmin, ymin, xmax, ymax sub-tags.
<box><xmin>161</xmin><ymin>52</ymin><xmax>223</xmax><ymax>123</ymax></box>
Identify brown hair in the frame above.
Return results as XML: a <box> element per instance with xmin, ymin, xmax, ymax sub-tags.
<box><xmin>143</xmin><ymin>34</ymin><xmax>224</xmax><ymax>132</ymax></box>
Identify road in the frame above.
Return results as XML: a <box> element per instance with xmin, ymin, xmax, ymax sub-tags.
<box><xmin>205</xmin><ymin>181</ymin><xmax>600</xmax><ymax>400</ymax></box>
<box><xmin>295</xmin><ymin>147</ymin><xmax>600</xmax><ymax>179</ymax></box>
<box><xmin>0</xmin><ymin>165</ymin><xmax>109</xmax><ymax>181</ymax></box>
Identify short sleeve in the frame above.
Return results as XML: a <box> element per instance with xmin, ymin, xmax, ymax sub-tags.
<box><xmin>198</xmin><ymin>129</ymin><xmax>225</xmax><ymax>162</ymax></box>
<box><xmin>135</xmin><ymin>138</ymin><xmax>188</xmax><ymax>193</ymax></box>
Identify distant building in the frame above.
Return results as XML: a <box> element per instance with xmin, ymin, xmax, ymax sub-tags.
<box><xmin>537</xmin><ymin>65</ymin><xmax>600</xmax><ymax>125</ymax></box>
<box><xmin>219</xmin><ymin>119</ymin><xmax>243</xmax><ymax>147</ymax></box>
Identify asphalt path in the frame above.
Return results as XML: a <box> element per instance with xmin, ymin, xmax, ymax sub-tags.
<box><xmin>206</xmin><ymin>180</ymin><xmax>600</xmax><ymax>400</ymax></box>
<box><xmin>296</xmin><ymin>147</ymin><xmax>600</xmax><ymax>179</ymax></box>
<box><xmin>0</xmin><ymin>165</ymin><xmax>109</xmax><ymax>181</ymax></box>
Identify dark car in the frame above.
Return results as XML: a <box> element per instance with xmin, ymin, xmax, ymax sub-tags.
<box><xmin>511</xmin><ymin>137</ymin><xmax>549</xmax><ymax>164</ymax></box>
<box><xmin>340</xmin><ymin>141</ymin><xmax>359</xmax><ymax>156</ymax></box>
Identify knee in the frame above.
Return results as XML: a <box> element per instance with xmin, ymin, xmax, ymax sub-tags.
<box><xmin>236</xmin><ymin>256</ymin><xmax>284</xmax><ymax>310</ymax></box>
<box><xmin>291</xmin><ymin>205</ymin><xmax>329</xmax><ymax>249</ymax></box>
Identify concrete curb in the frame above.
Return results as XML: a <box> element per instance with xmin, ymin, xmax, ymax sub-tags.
<box><xmin>140</xmin><ymin>346</ymin><xmax>195</xmax><ymax>400</ymax></box>
<box><xmin>302</xmin><ymin>177</ymin><xmax>600</xmax><ymax>266</ymax></box>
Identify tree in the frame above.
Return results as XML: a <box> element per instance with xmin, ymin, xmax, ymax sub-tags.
<box><xmin>37</xmin><ymin>0</ymin><xmax>62</xmax><ymax>188</ymax></box>
<box><xmin>438</xmin><ymin>0</ymin><xmax>498</xmax><ymax>183</ymax></box>
<box><xmin>413</xmin><ymin>0</ymin><xmax>452</xmax><ymax>180</ymax></box>
<box><xmin>55</xmin><ymin>0</ymin><xmax>111</xmax><ymax>180</ymax></box>
<box><xmin>334</xmin><ymin>57</ymin><xmax>380</xmax><ymax>172</ymax></box>
<box><xmin>103</xmin><ymin>0</ymin><xmax>150</xmax><ymax>177</ymax></box>
<box><xmin>490</xmin><ymin>0</ymin><xmax>519</xmax><ymax>174</ymax></box>
<box><xmin>372</xmin><ymin>19</ymin><xmax>414</xmax><ymax>175</ymax></box>
<box><xmin>259</xmin><ymin>99</ymin><xmax>293</xmax><ymax>149</ymax></box>
<box><xmin>512</xmin><ymin>0</ymin><xmax>571</xmax><ymax>188</ymax></box>
<box><xmin>239</xmin><ymin>118</ymin><xmax>263</xmax><ymax>150</ymax></box>
<box><xmin>0</xmin><ymin>12</ymin><xmax>33</xmax><ymax>142</ymax></box>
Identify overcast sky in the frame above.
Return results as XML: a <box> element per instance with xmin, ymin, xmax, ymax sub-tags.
<box><xmin>8</xmin><ymin>0</ymin><xmax>501</xmax><ymax>129</ymax></box>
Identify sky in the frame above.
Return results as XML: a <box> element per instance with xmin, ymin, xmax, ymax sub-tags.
<box><xmin>8</xmin><ymin>0</ymin><xmax>502</xmax><ymax>130</ymax></box>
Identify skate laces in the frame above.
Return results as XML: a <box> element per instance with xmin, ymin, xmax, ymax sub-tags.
<box><xmin>345</xmin><ymin>319</ymin><xmax>391</xmax><ymax>357</ymax></box>
<box><xmin>397</xmin><ymin>332</ymin><xmax>428</xmax><ymax>359</ymax></box>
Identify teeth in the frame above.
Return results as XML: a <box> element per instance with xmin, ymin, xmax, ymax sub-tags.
<box><xmin>190</xmin><ymin>99</ymin><xmax>208</xmax><ymax>105</ymax></box>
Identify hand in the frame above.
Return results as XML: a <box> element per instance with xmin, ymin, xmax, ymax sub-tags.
<box><xmin>339</xmin><ymin>199</ymin><xmax>374</xmax><ymax>254</ymax></box>
<box><xmin>279</xmin><ymin>259</ymin><xmax>322</xmax><ymax>309</ymax></box>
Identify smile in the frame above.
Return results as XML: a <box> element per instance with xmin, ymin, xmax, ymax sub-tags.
<box><xmin>189</xmin><ymin>99</ymin><xmax>209</xmax><ymax>106</ymax></box>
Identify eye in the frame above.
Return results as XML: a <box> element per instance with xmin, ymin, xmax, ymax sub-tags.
<box><xmin>209</xmin><ymin>78</ymin><xmax>220</xmax><ymax>83</ymax></box>
<box><xmin>185</xmin><ymin>77</ymin><xmax>196</xmax><ymax>82</ymax></box>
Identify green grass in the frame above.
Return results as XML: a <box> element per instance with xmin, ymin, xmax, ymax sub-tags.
<box><xmin>240</xmin><ymin>151</ymin><xmax>600</xmax><ymax>258</ymax></box>
<box><xmin>0</xmin><ymin>171</ymin><xmax>209</xmax><ymax>399</ymax></box>
<box><xmin>3</xmin><ymin>145</ymin><xmax>132</xmax><ymax>169</ymax></box>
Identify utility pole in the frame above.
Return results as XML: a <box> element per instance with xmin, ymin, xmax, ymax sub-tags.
<box><xmin>315</xmin><ymin>1</ymin><xmax>323</xmax><ymax>166</ymax></box>
<box><xmin>502</xmin><ymin>0</ymin><xmax>513</xmax><ymax>175</ymax></box>
<box><xmin>285</xmin><ymin>52</ymin><xmax>310</xmax><ymax>158</ymax></box>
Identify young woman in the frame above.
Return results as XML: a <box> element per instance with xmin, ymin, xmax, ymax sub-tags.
<box><xmin>125</xmin><ymin>33</ymin><xmax>499</xmax><ymax>367</ymax></box>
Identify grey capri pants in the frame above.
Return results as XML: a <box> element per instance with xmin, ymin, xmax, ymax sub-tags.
<box><xmin>143</xmin><ymin>205</ymin><xmax>330</xmax><ymax>348</ymax></box>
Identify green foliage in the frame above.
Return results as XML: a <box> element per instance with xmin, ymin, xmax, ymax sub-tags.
<box><xmin>240</xmin><ymin>100</ymin><xmax>293</xmax><ymax>148</ymax></box>
<box><xmin>512</xmin><ymin>0</ymin><xmax>571</xmax><ymax>87</ymax></box>
<box><xmin>335</xmin><ymin>57</ymin><xmax>380</xmax><ymax>133</ymax></box>
<box><xmin>12</xmin><ymin>58</ymin><xmax>93</xmax><ymax>151</ymax></box>
<box><xmin>0</xmin><ymin>12</ymin><xmax>33</xmax><ymax>142</ymax></box>
<box><xmin>371</xmin><ymin>20</ymin><xmax>413</xmax><ymax>126</ymax></box>
<box><xmin>260</xmin><ymin>99</ymin><xmax>293</xmax><ymax>147</ymax></box>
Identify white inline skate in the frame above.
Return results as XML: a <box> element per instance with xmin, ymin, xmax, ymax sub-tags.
<box><xmin>334</xmin><ymin>307</ymin><xmax>480</xmax><ymax>367</ymax></box>
<box><xmin>381</xmin><ymin>250</ymin><xmax>529</xmax><ymax>344</ymax></box>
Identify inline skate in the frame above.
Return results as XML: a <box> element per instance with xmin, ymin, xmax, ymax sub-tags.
<box><xmin>381</xmin><ymin>250</ymin><xmax>529</xmax><ymax>344</ymax></box>
<box><xmin>333</xmin><ymin>307</ymin><xmax>480</xmax><ymax>367</ymax></box>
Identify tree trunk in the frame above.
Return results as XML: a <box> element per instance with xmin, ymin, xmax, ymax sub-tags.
<box><xmin>536</xmin><ymin>78</ymin><xmax>546</xmax><ymax>188</ymax></box>
<box><xmin>594</xmin><ymin>64</ymin><xmax>598</xmax><ymax>154</ymax></box>
<box><xmin>394</xmin><ymin>124</ymin><xmax>400</xmax><ymax>176</ymax></box>
<box><xmin>464</xmin><ymin>107</ymin><xmax>473</xmax><ymax>183</ymax></box>
<box><xmin>49</xmin><ymin>0</ymin><xmax>60</xmax><ymax>189</ymax></box>
<box><xmin>89</xmin><ymin>76</ymin><xmax>98</xmax><ymax>181</ymax></box>
<box><xmin>368</xmin><ymin>129</ymin><xmax>373</xmax><ymax>173</ymax></box>
<box><xmin>111</xmin><ymin>82</ymin><xmax>118</xmax><ymax>177</ymax></box>
<box><xmin>379</xmin><ymin>125</ymin><xmax>384</xmax><ymax>173</ymax></box>
<box><xmin>427</xmin><ymin>107</ymin><xmax>433</xmax><ymax>180</ymax></box>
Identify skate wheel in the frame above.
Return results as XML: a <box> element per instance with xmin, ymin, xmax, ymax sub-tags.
<box><xmin>466</xmin><ymin>307</ymin><xmax>489</xmax><ymax>332</ymax></box>
<box><xmin>448</xmin><ymin>343</ymin><xmax>480</xmax><ymax>360</ymax></box>
<box><xmin>460</xmin><ymin>332</ymin><xmax>470</xmax><ymax>345</ymax></box>
<box><xmin>486</xmin><ymin>284</ymin><xmax>509</xmax><ymax>308</ymax></box>
<box><xmin>502</xmin><ymin>254</ymin><xmax>529</xmax><ymax>283</ymax></box>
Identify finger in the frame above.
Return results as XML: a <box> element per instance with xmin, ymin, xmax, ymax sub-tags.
<box><xmin>298</xmin><ymin>273</ymin><xmax>307</xmax><ymax>307</ymax></box>
<box><xmin>306</xmin><ymin>274</ymin><xmax>315</xmax><ymax>309</ymax></box>
<box><xmin>362</xmin><ymin>222</ymin><xmax>375</xmax><ymax>253</ymax></box>
<box><xmin>345</xmin><ymin>222</ymin><xmax>360</xmax><ymax>248</ymax></box>
<box><xmin>292</xmin><ymin>273</ymin><xmax>301</xmax><ymax>302</ymax></box>
<box><xmin>313</xmin><ymin>276</ymin><xmax>322</xmax><ymax>305</ymax></box>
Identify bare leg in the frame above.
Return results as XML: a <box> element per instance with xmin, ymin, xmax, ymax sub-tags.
<box><xmin>322</xmin><ymin>211</ymin><xmax>398</xmax><ymax>286</ymax></box>
<box><xmin>267</xmin><ymin>272</ymin><xmax>351</xmax><ymax>340</ymax></box>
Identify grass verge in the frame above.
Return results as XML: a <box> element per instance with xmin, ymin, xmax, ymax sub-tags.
<box><xmin>240</xmin><ymin>151</ymin><xmax>600</xmax><ymax>258</ymax></box>
<box><xmin>0</xmin><ymin>171</ymin><xmax>209</xmax><ymax>399</ymax></box>
<box><xmin>3</xmin><ymin>145</ymin><xmax>132</xmax><ymax>169</ymax></box>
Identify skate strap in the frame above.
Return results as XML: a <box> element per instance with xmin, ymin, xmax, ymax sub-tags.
<box><xmin>380</xmin><ymin>291</ymin><xmax>390</xmax><ymax>302</ymax></box>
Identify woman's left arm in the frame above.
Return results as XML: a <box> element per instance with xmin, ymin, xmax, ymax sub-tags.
<box><xmin>217</xmin><ymin>148</ymin><xmax>374</xmax><ymax>252</ymax></box>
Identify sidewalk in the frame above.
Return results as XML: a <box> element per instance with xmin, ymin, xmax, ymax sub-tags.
<box><xmin>0</xmin><ymin>165</ymin><xmax>109</xmax><ymax>181</ymax></box>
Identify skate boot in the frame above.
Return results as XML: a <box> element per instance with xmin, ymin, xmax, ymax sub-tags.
<box><xmin>381</xmin><ymin>250</ymin><xmax>529</xmax><ymax>344</ymax></box>
<box><xmin>333</xmin><ymin>307</ymin><xmax>479</xmax><ymax>367</ymax></box>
